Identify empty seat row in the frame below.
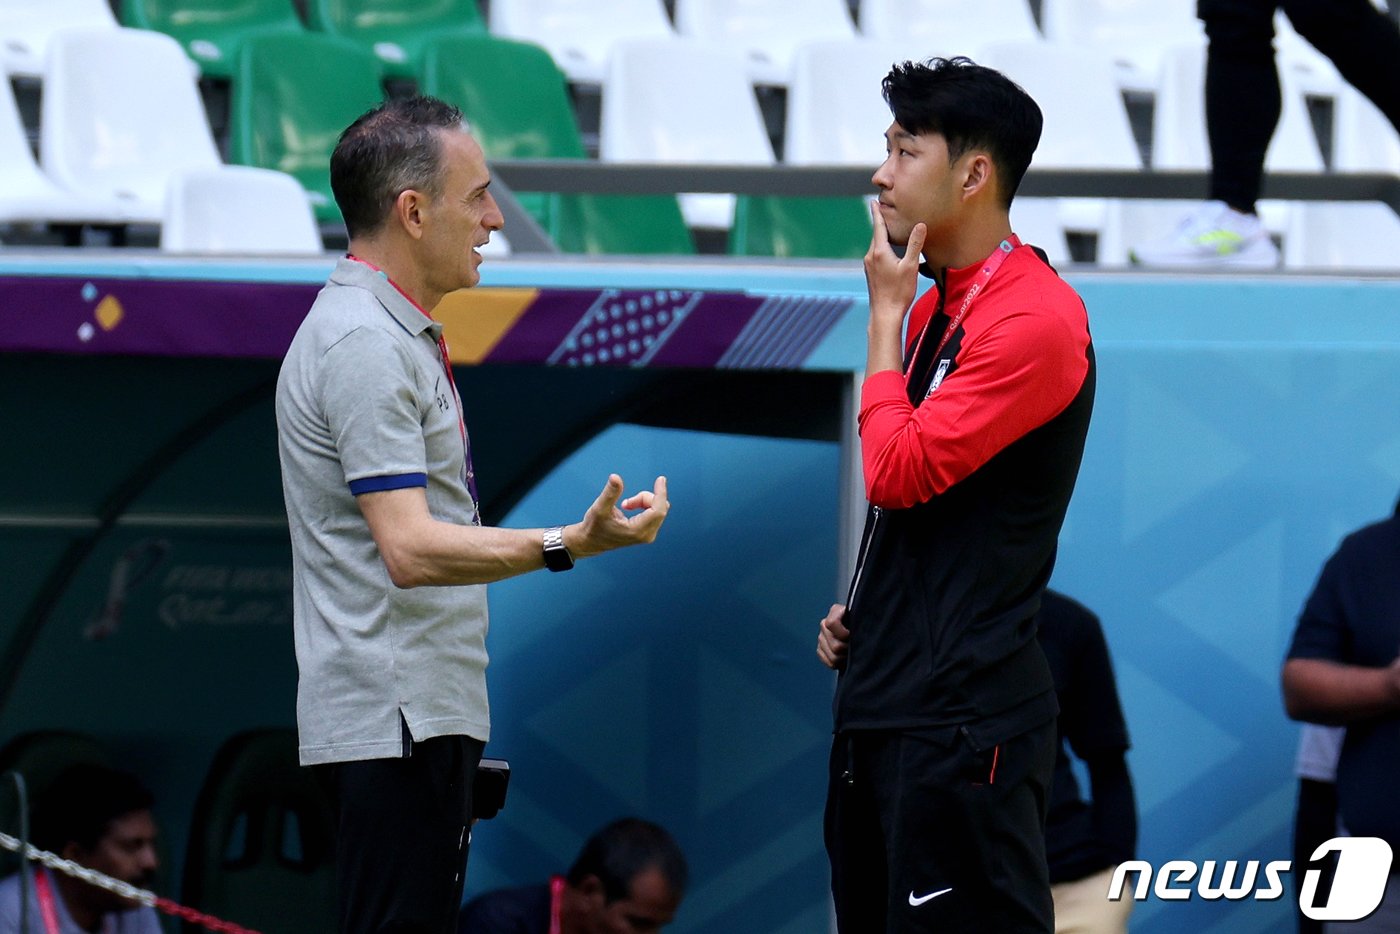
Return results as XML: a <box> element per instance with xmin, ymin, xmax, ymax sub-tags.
<box><xmin>2</xmin><ymin>20</ymin><xmax>1396</xmax><ymax>263</ymax></box>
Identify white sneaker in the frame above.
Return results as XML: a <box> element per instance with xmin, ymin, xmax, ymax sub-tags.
<box><xmin>1130</xmin><ymin>201</ymin><xmax>1280</xmax><ymax>268</ymax></box>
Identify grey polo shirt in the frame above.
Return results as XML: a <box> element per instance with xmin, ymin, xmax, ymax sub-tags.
<box><xmin>276</xmin><ymin>257</ymin><xmax>489</xmax><ymax>765</ymax></box>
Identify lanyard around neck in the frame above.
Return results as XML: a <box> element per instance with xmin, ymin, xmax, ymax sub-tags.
<box><xmin>35</xmin><ymin>868</ymin><xmax>111</xmax><ymax>934</ymax></box>
<box><xmin>908</xmin><ymin>235</ymin><xmax>1022</xmax><ymax>373</ymax></box>
<box><xmin>549</xmin><ymin>875</ymin><xmax>565</xmax><ymax>934</ymax></box>
<box><xmin>346</xmin><ymin>255</ymin><xmax>480</xmax><ymax>521</ymax></box>
<box><xmin>34</xmin><ymin>868</ymin><xmax>62</xmax><ymax>934</ymax></box>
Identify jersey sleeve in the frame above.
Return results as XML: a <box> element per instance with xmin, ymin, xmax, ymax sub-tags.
<box><xmin>1287</xmin><ymin>543</ymin><xmax>1355</xmax><ymax>664</ymax></box>
<box><xmin>858</xmin><ymin>301</ymin><xmax>1090</xmax><ymax>509</ymax></box>
<box><xmin>319</xmin><ymin>327</ymin><xmax>429</xmax><ymax>495</ymax></box>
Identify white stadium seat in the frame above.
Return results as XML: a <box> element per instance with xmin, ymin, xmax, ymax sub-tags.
<box><xmin>1333</xmin><ymin>86</ymin><xmax>1400</xmax><ymax>173</ymax></box>
<box><xmin>161</xmin><ymin>166</ymin><xmax>323</xmax><ymax>255</ymax></box>
<box><xmin>0</xmin><ymin>65</ymin><xmax>131</xmax><ymax>225</ymax></box>
<box><xmin>1283</xmin><ymin>202</ymin><xmax>1400</xmax><ymax>271</ymax></box>
<box><xmin>674</xmin><ymin>0</ymin><xmax>857</xmax><ymax>86</ymax></box>
<box><xmin>601</xmin><ymin>38</ymin><xmax>775</xmax><ymax>229</ymax></box>
<box><xmin>1151</xmin><ymin>41</ymin><xmax>1324</xmax><ymax>172</ymax></box>
<box><xmin>785</xmin><ymin>39</ymin><xmax>920</xmax><ymax>165</ymax></box>
<box><xmin>859</xmin><ymin>0</ymin><xmax>1042</xmax><ymax>58</ymax></box>
<box><xmin>979</xmin><ymin>41</ymin><xmax>1143</xmax><ymax>238</ymax></box>
<box><xmin>0</xmin><ymin>0</ymin><xmax>117</xmax><ymax>78</ymax></box>
<box><xmin>490</xmin><ymin>0</ymin><xmax>674</xmax><ymax>85</ymax></box>
<box><xmin>41</xmin><ymin>28</ymin><xmax>221</xmax><ymax>225</ymax></box>
<box><xmin>1039</xmin><ymin>0</ymin><xmax>1201</xmax><ymax>91</ymax></box>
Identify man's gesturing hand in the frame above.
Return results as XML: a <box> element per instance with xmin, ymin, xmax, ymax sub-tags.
<box><xmin>817</xmin><ymin>603</ymin><xmax>851</xmax><ymax>670</ymax></box>
<box><xmin>565</xmin><ymin>474</ymin><xmax>669</xmax><ymax>559</ymax></box>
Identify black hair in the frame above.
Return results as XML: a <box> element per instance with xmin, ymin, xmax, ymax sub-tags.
<box><xmin>882</xmin><ymin>57</ymin><xmax>1042</xmax><ymax>207</ymax></box>
<box><xmin>31</xmin><ymin>764</ymin><xmax>154</xmax><ymax>853</ymax></box>
<box><xmin>566</xmin><ymin>817</ymin><xmax>688</xmax><ymax>903</ymax></box>
<box><xmin>330</xmin><ymin>96</ymin><xmax>466</xmax><ymax>239</ymax></box>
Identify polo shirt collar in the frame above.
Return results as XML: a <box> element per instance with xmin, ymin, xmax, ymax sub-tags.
<box><xmin>329</xmin><ymin>255</ymin><xmax>443</xmax><ymax>339</ymax></box>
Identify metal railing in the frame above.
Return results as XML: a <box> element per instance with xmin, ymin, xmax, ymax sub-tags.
<box><xmin>485</xmin><ymin>160</ymin><xmax>1400</xmax><ymax>254</ymax></box>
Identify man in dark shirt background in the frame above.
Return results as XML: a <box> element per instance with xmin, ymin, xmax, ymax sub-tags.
<box><xmin>1036</xmin><ymin>591</ymin><xmax>1137</xmax><ymax>934</ymax></box>
<box><xmin>459</xmin><ymin>818</ymin><xmax>686</xmax><ymax>934</ymax></box>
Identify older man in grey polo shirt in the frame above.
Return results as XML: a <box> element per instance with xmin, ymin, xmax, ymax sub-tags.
<box><xmin>275</xmin><ymin>96</ymin><xmax>669</xmax><ymax>934</ymax></box>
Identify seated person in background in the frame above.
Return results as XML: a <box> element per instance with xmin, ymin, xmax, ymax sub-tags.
<box><xmin>1036</xmin><ymin>591</ymin><xmax>1137</xmax><ymax>934</ymax></box>
<box><xmin>0</xmin><ymin>763</ymin><xmax>162</xmax><ymax>933</ymax></box>
<box><xmin>458</xmin><ymin>817</ymin><xmax>687</xmax><ymax>934</ymax></box>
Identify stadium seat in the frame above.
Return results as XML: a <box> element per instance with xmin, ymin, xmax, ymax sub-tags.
<box><xmin>119</xmin><ymin>0</ymin><xmax>305</xmax><ymax>79</ymax></box>
<box><xmin>161</xmin><ymin>166</ymin><xmax>322</xmax><ymax>254</ymax></box>
<box><xmin>182</xmin><ymin>730</ymin><xmax>336</xmax><ymax>934</ymax></box>
<box><xmin>785</xmin><ymin>40</ymin><xmax>913</xmax><ymax>165</ymax></box>
<box><xmin>41</xmin><ymin>27</ymin><xmax>221</xmax><ymax>225</ymax></box>
<box><xmin>858</xmin><ymin>0</ymin><xmax>1041</xmax><ymax>58</ymax></box>
<box><xmin>227</xmin><ymin>33</ymin><xmax>385</xmax><ymax>224</ymax></box>
<box><xmin>1273</xmin><ymin>12</ymin><xmax>1345</xmax><ymax>97</ymax></box>
<box><xmin>1010</xmin><ymin>197</ymin><xmax>1072</xmax><ymax>265</ymax></box>
<box><xmin>673</xmin><ymin>0</ymin><xmax>857</xmax><ymax>86</ymax></box>
<box><xmin>601</xmin><ymin>39</ymin><xmax>775</xmax><ymax>230</ymax></box>
<box><xmin>1283</xmin><ymin>202</ymin><xmax>1400</xmax><ymax>270</ymax></box>
<box><xmin>978</xmin><ymin>41</ymin><xmax>1143</xmax><ymax>239</ymax></box>
<box><xmin>489</xmin><ymin>0</ymin><xmax>674</xmax><ymax>85</ymax></box>
<box><xmin>978</xmin><ymin>42</ymin><xmax>1142</xmax><ymax>170</ymax></box>
<box><xmin>0</xmin><ymin>0</ymin><xmax>119</xmax><ymax>78</ymax></box>
<box><xmin>1151</xmin><ymin>41</ymin><xmax>1324</xmax><ymax>172</ymax></box>
<box><xmin>753</xmin><ymin>39</ymin><xmax>898</xmax><ymax>258</ymax></box>
<box><xmin>1039</xmin><ymin>0</ymin><xmax>1201</xmax><ymax>91</ymax></box>
<box><xmin>729</xmin><ymin>196</ymin><xmax>871</xmax><ymax>258</ymax></box>
<box><xmin>419</xmin><ymin>33</ymin><xmax>692</xmax><ymax>254</ymax></box>
<box><xmin>0</xmin><ymin>72</ymin><xmax>134</xmax><ymax>226</ymax></box>
<box><xmin>1333</xmin><ymin>86</ymin><xmax>1400</xmax><ymax>173</ymax></box>
<box><xmin>304</xmin><ymin>0</ymin><xmax>486</xmax><ymax>79</ymax></box>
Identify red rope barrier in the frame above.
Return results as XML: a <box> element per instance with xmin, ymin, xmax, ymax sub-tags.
<box><xmin>152</xmin><ymin>897</ymin><xmax>264</xmax><ymax>934</ymax></box>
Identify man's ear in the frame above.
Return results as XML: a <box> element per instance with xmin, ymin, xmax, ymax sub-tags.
<box><xmin>961</xmin><ymin>152</ymin><xmax>996</xmax><ymax>201</ymax></box>
<box><xmin>394</xmin><ymin>188</ymin><xmax>428</xmax><ymax>240</ymax></box>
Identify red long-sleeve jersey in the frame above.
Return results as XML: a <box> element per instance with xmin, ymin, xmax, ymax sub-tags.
<box><xmin>859</xmin><ymin>245</ymin><xmax>1092</xmax><ymax>509</ymax></box>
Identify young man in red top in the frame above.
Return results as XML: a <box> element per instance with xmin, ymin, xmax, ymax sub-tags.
<box><xmin>816</xmin><ymin>57</ymin><xmax>1095</xmax><ymax>933</ymax></box>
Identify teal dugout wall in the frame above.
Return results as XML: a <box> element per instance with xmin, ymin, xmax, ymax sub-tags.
<box><xmin>0</xmin><ymin>253</ymin><xmax>1397</xmax><ymax>933</ymax></box>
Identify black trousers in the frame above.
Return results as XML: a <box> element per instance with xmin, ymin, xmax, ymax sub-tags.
<box><xmin>1199</xmin><ymin>0</ymin><xmax>1400</xmax><ymax>212</ymax></box>
<box><xmin>825</xmin><ymin>722</ymin><xmax>1056</xmax><ymax>934</ymax></box>
<box><xmin>315</xmin><ymin>734</ymin><xmax>485</xmax><ymax>934</ymax></box>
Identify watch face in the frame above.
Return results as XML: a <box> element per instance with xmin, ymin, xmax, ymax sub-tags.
<box><xmin>544</xmin><ymin>528</ymin><xmax>574</xmax><ymax>571</ymax></box>
<box><xmin>544</xmin><ymin>546</ymin><xmax>575</xmax><ymax>572</ymax></box>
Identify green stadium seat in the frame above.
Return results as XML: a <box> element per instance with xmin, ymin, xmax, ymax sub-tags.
<box><xmin>227</xmin><ymin>33</ymin><xmax>385</xmax><ymax>224</ymax></box>
<box><xmin>420</xmin><ymin>34</ymin><xmax>692</xmax><ymax>255</ymax></box>
<box><xmin>730</xmin><ymin>196</ymin><xmax>872</xmax><ymax>259</ymax></box>
<box><xmin>181</xmin><ymin>730</ymin><xmax>336</xmax><ymax>934</ymax></box>
<box><xmin>119</xmin><ymin>0</ymin><xmax>305</xmax><ymax>78</ymax></box>
<box><xmin>305</xmin><ymin>0</ymin><xmax>487</xmax><ymax>79</ymax></box>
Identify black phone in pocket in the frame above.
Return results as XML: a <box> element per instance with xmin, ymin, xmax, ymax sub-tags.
<box><xmin>472</xmin><ymin>758</ymin><xmax>510</xmax><ymax>820</ymax></box>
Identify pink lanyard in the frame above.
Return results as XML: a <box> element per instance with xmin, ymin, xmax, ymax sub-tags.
<box><xmin>548</xmin><ymin>875</ymin><xmax>565</xmax><ymax>934</ymax></box>
<box><xmin>35</xmin><ymin>868</ymin><xmax>113</xmax><ymax>934</ymax></box>
<box><xmin>907</xmin><ymin>235</ymin><xmax>1022</xmax><ymax>372</ymax></box>
<box><xmin>347</xmin><ymin>256</ymin><xmax>480</xmax><ymax>518</ymax></box>
<box><xmin>34</xmin><ymin>868</ymin><xmax>62</xmax><ymax>934</ymax></box>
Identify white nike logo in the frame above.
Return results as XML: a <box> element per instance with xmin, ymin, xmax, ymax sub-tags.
<box><xmin>908</xmin><ymin>887</ymin><xmax>953</xmax><ymax>906</ymax></box>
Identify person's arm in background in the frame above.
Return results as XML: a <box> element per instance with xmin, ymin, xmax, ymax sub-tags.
<box><xmin>1283</xmin><ymin>657</ymin><xmax>1400</xmax><ymax>724</ymax></box>
<box><xmin>1084</xmin><ymin>754</ymin><xmax>1136</xmax><ymax>865</ymax></box>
